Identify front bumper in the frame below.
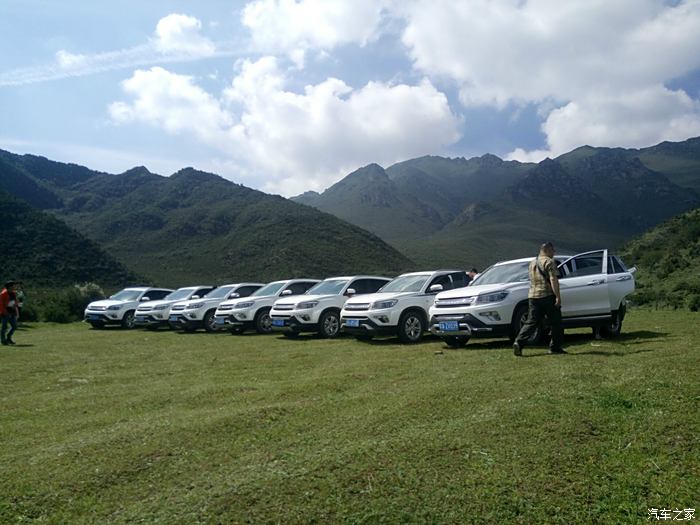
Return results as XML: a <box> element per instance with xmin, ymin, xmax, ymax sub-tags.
<box><xmin>340</xmin><ymin>315</ymin><xmax>397</xmax><ymax>336</ymax></box>
<box><xmin>84</xmin><ymin>312</ymin><xmax>122</xmax><ymax>324</ymax></box>
<box><xmin>270</xmin><ymin>314</ymin><xmax>319</xmax><ymax>333</ymax></box>
<box><xmin>168</xmin><ymin>312</ymin><xmax>204</xmax><ymax>329</ymax></box>
<box><xmin>429</xmin><ymin>313</ymin><xmax>510</xmax><ymax>338</ymax></box>
<box><xmin>134</xmin><ymin>313</ymin><xmax>169</xmax><ymax>327</ymax></box>
<box><xmin>213</xmin><ymin>314</ymin><xmax>254</xmax><ymax>331</ymax></box>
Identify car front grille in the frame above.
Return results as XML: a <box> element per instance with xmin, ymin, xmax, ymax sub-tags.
<box><xmin>344</xmin><ymin>303</ymin><xmax>370</xmax><ymax>311</ymax></box>
<box><xmin>273</xmin><ymin>304</ymin><xmax>294</xmax><ymax>311</ymax></box>
<box><xmin>218</xmin><ymin>305</ymin><xmax>233</xmax><ymax>311</ymax></box>
<box><xmin>171</xmin><ymin>305</ymin><xmax>185</xmax><ymax>311</ymax></box>
<box><xmin>434</xmin><ymin>297</ymin><xmax>475</xmax><ymax>308</ymax></box>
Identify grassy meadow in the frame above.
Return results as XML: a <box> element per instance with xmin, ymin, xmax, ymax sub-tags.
<box><xmin>1</xmin><ymin>310</ymin><xmax>698</xmax><ymax>524</ymax></box>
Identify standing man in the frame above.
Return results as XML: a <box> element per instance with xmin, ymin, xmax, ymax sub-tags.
<box><xmin>1</xmin><ymin>281</ymin><xmax>19</xmax><ymax>346</ymax></box>
<box><xmin>513</xmin><ymin>243</ymin><xmax>566</xmax><ymax>356</ymax></box>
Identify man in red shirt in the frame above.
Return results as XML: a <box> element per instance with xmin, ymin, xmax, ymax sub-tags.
<box><xmin>1</xmin><ymin>281</ymin><xmax>19</xmax><ymax>345</ymax></box>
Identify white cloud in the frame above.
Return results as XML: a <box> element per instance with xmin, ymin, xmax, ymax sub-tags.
<box><xmin>396</xmin><ymin>0</ymin><xmax>700</xmax><ymax>158</ymax></box>
<box><xmin>0</xmin><ymin>14</ymin><xmax>229</xmax><ymax>86</ymax></box>
<box><xmin>242</xmin><ymin>0</ymin><xmax>388</xmax><ymax>67</ymax></box>
<box><xmin>109</xmin><ymin>58</ymin><xmax>462</xmax><ymax>195</ymax></box>
<box><xmin>153</xmin><ymin>13</ymin><xmax>216</xmax><ymax>55</ymax></box>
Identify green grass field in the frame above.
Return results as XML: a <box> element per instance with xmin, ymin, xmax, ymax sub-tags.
<box><xmin>1</xmin><ymin>311</ymin><xmax>698</xmax><ymax>524</ymax></box>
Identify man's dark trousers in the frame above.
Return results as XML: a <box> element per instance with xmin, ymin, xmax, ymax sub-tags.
<box><xmin>1</xmin><ymin>314</ymin><xmax>17</xmax><ymax>344</ymax></box>
<box><xmin>515</xmin><ymin>295</ymin><xmax>564</xmax><ymax>351</ymax></box>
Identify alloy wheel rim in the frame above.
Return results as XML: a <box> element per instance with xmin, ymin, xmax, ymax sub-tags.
<box><xmin>261</xmin><ymin>314</ymin><xmax>272</xmax><ymax>332</ymax></box>
<box><xmin>405</xmin><ymin>316</ymin><xmax>422</xmax><ymax>340</ymax></box>
<box><xmin>324</xmin><ymin>315</ymin><xmax>339</xmax><ymax>335</ymax></box>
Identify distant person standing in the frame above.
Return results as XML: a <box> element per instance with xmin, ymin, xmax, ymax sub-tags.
<box><xmin>468</xmin><ymin>268</ymin><xmax>479</xmax><ymax>283</ymax></box>
<box><xmin>1</xmin><ymin>281</ymin><xmax>19</xmax><ymax>345</ymax></box>
<box><xmin>513</xmin><ymin>243</ymin><xmax>565</xmax><ymax>356</ymax></box>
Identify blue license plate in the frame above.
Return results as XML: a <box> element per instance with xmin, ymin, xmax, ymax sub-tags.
<box><xmin>169</xmin><ymin>315</ymin><xmax>179</xmax><ymax>321</ymax></box>
<box><xmin>346</xmin><ymin>319</ymin><xmax>360</xmax><ymax>328</ymax></box>
<box><xmin>439</xmin><ymin>321</ymin><xmax>459</xmax><ymax>331</ymax></box>
<box><xmin>272</xmin><ymin>319</ymin><xmax>285</xmax><ymax>327</ymax></box>
<box><xmin>215</xmin><ymin>318</ymin><xmax>225</xmax><ymax>325</ymax></box>
<box><xmin>87</xmin><ymin>314</ymin><xmax>100</xmax><ymax>320</ymax></box>
<box><xmin>136</xmin><ymin>316</ymin><xmax>146</xmax><ymax>322</ymax></box>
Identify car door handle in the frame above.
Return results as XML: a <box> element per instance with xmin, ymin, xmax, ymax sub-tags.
<box><xmin>587</xmin><ymin>279</ymin><xmax>605</xmax><ymax>286</ymax></box>
<box><xmin>615</xmin><ymin>275</ymin><xmax>632</xmax><ymax>281</ymax></box>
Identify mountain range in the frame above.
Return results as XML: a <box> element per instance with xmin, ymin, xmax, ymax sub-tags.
<box><xmin>294</xmin><ymin>137</ymin><xmax>700</xmax><ymax>268</ymax></box>
<box><xmin>0</xmin><ymin>150</ymin><xmax>411</xmax><ymax>287</ymax></box>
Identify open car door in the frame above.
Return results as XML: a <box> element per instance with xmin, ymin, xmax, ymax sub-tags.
<box><xmin>557</xmin><ymin>249</ymin><xmax>611</xmax><ymax>319</ymax></box>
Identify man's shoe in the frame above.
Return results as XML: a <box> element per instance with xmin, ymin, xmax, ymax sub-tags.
<box><xmin>549</xmin><ymin>348</ymin><xmax>567</xmax><ymax>354</ymax></box>
<box><xmin>7</xmin><ymin>339</ymin><xmax>15</xmax><ymax>345</ymax></box>
<box><xmin>513</xmin><ymin>342</ymin><xmax>522</xmax><ymax>357</ymax></box>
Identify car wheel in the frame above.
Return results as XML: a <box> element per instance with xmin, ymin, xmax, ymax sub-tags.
<box><xmin>254</xmin><ymin>309</ymin><xmax>273</xmax><ymax>334</ymax></box>
<box><xmin>509</xmin><ymin>305</ymin><xmax>541</xmax><ymax>344</ymax></box>
<box><xmin>398</xmin><ymin>310</ymin><xmax>425</xmax><ymax>344</ymax></box>
<box><xmin>121</xmin><ymin>311</ymin><xmax>136</xmax><ymax>329</ymax></box>
<box><xmin>319</xmin><ymin>310</ymin><xmax>341</xmax><ymax>338</ymax></box>
<box><xmin>600</xmin><ymin>303</ymin><xmax>625</xmax><ymax>338</ymax></box>
<box><xmin>203</xmin><ymin>310</ymin><xmax>217</xmax><ymax>333</ymax></box>
<box><xmin>444</xmin><ymin>336</ymin><xmax>469</xmax><ymax>348</ymax></box>
<box><xmin>89</xmin><ymin>321</ymin><xmax>104</xmax><ymax>329</ymax></box>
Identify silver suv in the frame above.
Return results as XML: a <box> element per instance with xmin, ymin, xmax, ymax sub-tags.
<box><xmin>84</xmin><ymin>287</ymin><xmax>173</xmax><ymax>329</ymax></box>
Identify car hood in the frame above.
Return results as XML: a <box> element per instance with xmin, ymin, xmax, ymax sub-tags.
<box><xmin>138</xmin><ymin>299</ymin><xmax>177</xmax><ymax>309</ymax></box>
<box><xmin>174</xmin><ymin>297</ymin><xmax>216</xmax><ymax>308</ymax></box>
<box><xmin>87</xmin><ymin>299</ymin><xmax>128</xmax><ymax>308</ymax></box>
<box><xmin>274</xmin><ymin>293</ymin><xmax>338</xmax><ymax>307</ymax></box>
<box><xmin>220</xmin><ymin>294</ymin><xmax>276</xmax><ymax>308</ymax></box>
<box><xmin>344</xmin><ymin>291</ymin><xmax>416</xmax><ymax>305</ymax></box>
<box><xmin>436</xmin><ymin>282</ymin><xmax>526</xmax><ymax>300</ymax></box>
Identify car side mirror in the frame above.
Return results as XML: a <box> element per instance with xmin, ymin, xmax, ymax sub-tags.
<box><xmin>345</xmin><ymin>288</ymin><xmax>356</xmax><ymax>296</ymax></box>
<box><xmin>429</xmin><ymin>284</ymin><xmax>443</xmax><ymax>293</ymax></box>
<box><xmin>281</xmin><ymin>289</ymin><xmax>293</xmax><ymax>296</ymax></box>
<box><xmin>191</xmin><ymin>295</ymin><xmax>199</xmax><ymax>300</ymax></box>
<box><xmin>629</xmin><ymin>266</ymin><xmax>637</xmax><ymax>274</ymax></box>
<box><xmin>141</xmin><ymin>296</ymin><xmax>150</xmax><ymax>302</ymax></box>
<box><xmin>228</xmin><ymin>292</ymin><xmax>240</xmax><ymax>299</ymax></box>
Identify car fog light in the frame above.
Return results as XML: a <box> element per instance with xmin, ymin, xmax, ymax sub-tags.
<box><xmin>479</xmin><ymin>311</ymin><xmax>501</xmax><ymax>321</ymax></box>
<box><xmin>373</xmin><ymin>315</ymin><xmax>390</xmax><ymax>324</ymax></box>
<box><xmin>238</xmin><ymin>313</ymin><xmax>247</xmax><ymax>320</ymax></box>
<box><xmin>300</xmin><ymin>314</ymin><xmax>310</xmax><ymax>321</ymax></box>
<box><xmin>188</xmin><ymin>313</ymin><xmax>197</xmax><ymax>319</ymax></box>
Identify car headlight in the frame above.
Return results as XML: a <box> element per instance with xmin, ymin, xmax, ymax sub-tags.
<box><xmin>371</xmin><ymin>299</ymin><xmax>398</xmax><ymax>310</ymax></box>
<box><xmin>233</xmin><ymin>301</ymin><xmax>255</xmax><ymax>309</ymax></box>
<box><xmin>187</xmin><ymin>302</ymin><xmax>205</xmax><ymax>309</ymax></box>
<box><xmin>297</xmin><ymin>301</ymin><xmax>319</xmax><ymax>309</ymax></box>
<box><xmin>154</xmin><ymin>304</ymin><xmax>169</xmax><ymax>310</ymax></box>
<box><xmin>107</xmin><ymin>305</ymin><xmax>122</xmax><ymax>311</ymax></box>
<box><xmin>476</xmin><ymin>291</ymin><xmax>508</xmax><ymax>304</ymax></box>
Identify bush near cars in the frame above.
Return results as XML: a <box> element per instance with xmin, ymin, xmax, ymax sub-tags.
<box><xmin>83</xmin><ymin>249</ymin><xmax>637</xmax><ymax>345</ymax></box>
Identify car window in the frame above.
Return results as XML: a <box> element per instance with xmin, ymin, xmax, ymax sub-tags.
<box><xmin>196</xmin><ymin>287</ymin><xmax>214</xmax><ymax>297</ymax></box>
<box><xmin>286</xmin><ymin>282</ymin><xmax>316</xmax><ymax>295</ymax></box>
<box><xmin>561</xmin><ymin>251</ymin><xmax>604</xmax><ymax>278</ymax></box>
<box><xmin>148</xmin><ymin>290</ymin><xmax>170</xmax><ymax>300</ymax></box>
<box><xmin>449</xmin><ymin>272</ymin><xmax>470</xmax><ymax>289</ymax></box>
<box><xmin>428</xmin><ymin>274</ymin><xmax>452</xmax><ymax>291</ymax></box>
<box><xmin>367</xmin><ymin>279</ymin><xmax>389</xmax><ymax>293</ymax></box>
<box><xmin>472</xmin><ymin>262</ymin><xmax>530</xmax><ymax>285</ymax></box>
<box><xmin>348</xmin><ymin>279</ymin><xmax>368</xmax><ymax>294</ymax></box>
<box><xmin>613</xmin><ymin>256</ymin><xmax>627</xmax><ymax>273</ymax></box>
<box><xmin>236</xmin><ymin>285</ymin><xmax>261</xmax><ymax>298</ymax></box>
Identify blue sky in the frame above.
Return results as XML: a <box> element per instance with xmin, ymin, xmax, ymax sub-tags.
<box><xmin>2</xmin><ymin>0</ymin><xmax>699</xmax><ymax>195</ymax></box>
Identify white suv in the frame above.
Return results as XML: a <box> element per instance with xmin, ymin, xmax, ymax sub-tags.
<box><xmin>134</xmin><ymin>286</ymin><xmax>215</xmax><ymax>329</ymax></box>
<box><xmin>84</xmin><ymin>287</ymin><xmax>173</xmax><ymax>329</ymax></box>
<box><xmin>429</xmin><ymin>250</ymin><xmax>636</xmax><ymax>347</ymax></box>
<box><xmin>340</xmin><ymin>270</ymin><xmax>470</xmax><ymax>343</ymax></box>
<box><xmin>168</xmin><ymin>283</ymin><xmax>264</xmax><ymax>332</ymax></box>
<box><xmin>270</xmin><ymin>276</ymin><xmax>391</xmax><ymax>338</ymax></box>
<box><xmin>214</xmin><ymin>279</ymin><xmax>320</xmax><ymax>334</ymax></box>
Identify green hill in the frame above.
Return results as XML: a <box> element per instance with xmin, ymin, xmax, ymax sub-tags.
<box><xmin>295</xmin><ymin>137</ymin><xmax>700</xmax><ymax>270</ymax></box>
<box><xmin>620</xmin><ymin>207</ymin><xmax>700</xmax><ymax>310</ymax></box>
<box><xmin>0</xmin><ymin>152</ymin><xmax>413</xmax><ymax>286</ymax></box>
<box><xmin>0</xmin><ymin>188</ymin><xmax>139</xmax><ymax>287</ymax></box>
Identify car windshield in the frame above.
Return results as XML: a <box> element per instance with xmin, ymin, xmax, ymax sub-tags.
<box><xmin>110</xmin><ymin>290</ymin><xmax>143</xmax><ymax>301</ymax></box>
<box><xmin>252</xmin><ymin>282</ymin><xmax>286</xmax><ymax>297</ymax></box>
<box><xmin>380</xmin><ymin>274</ymin><xmax>429</xmax><ymax>293</ymax></box>
<box><xmin>472</xmin><ymin>262</ymin><xmax>531</xmax><ymax>286</ymax></box>
<box><xmin>204</xmin><ymin>286</ymin><xmax>234</xmax><ymax>299</ymax></box>
<box><xmin>165</xmin><ymin>288</ymin><xmax>196</xmax><ymax>301</ymax></box>
<box><xmin>306</xmin><ymin>279</ymin><xmax>349</xmax><ymax>295</ymax></box>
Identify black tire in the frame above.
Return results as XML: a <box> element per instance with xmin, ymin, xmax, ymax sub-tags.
<box><xmin>121</xmin><ymin>311</ymin><xmax>136</xmax><ymax>329</ymax></box>
<box><xmin>254</xmin><ymin>309</ymin><xmax>273</xmax><ymax>334</ymax></box>
<box><xmin>397</xmin><ymin>310</ymin><xmax>426</xmax><ymax>344</ymax></box>
<box><xmin>509</xmin><ymin>304</ymin><xmax>541</xmax><ymax>344</ymax></box>
<box><xmin>89</xmin><ymin>321</ymin><xmax>104</xmax><ymax>329</ymax></box>
<box><xmin>444</xmin><ymin>336</ymin><xmax>469</xmax><ymax>348</ymax></box>
<box><xmin>319</xmin><ymin>310</ymin><xmax>341</xmax><ymax>339</ymax></box>
<box><xmin>203</xmin><ymin>310</ymin><xmax>217</xmax><ymax>333</ymax></box>
<box><xmin>600</xmin><ymin>303</ymin><xmax>625</xmax><ymax>338</ymax></box>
